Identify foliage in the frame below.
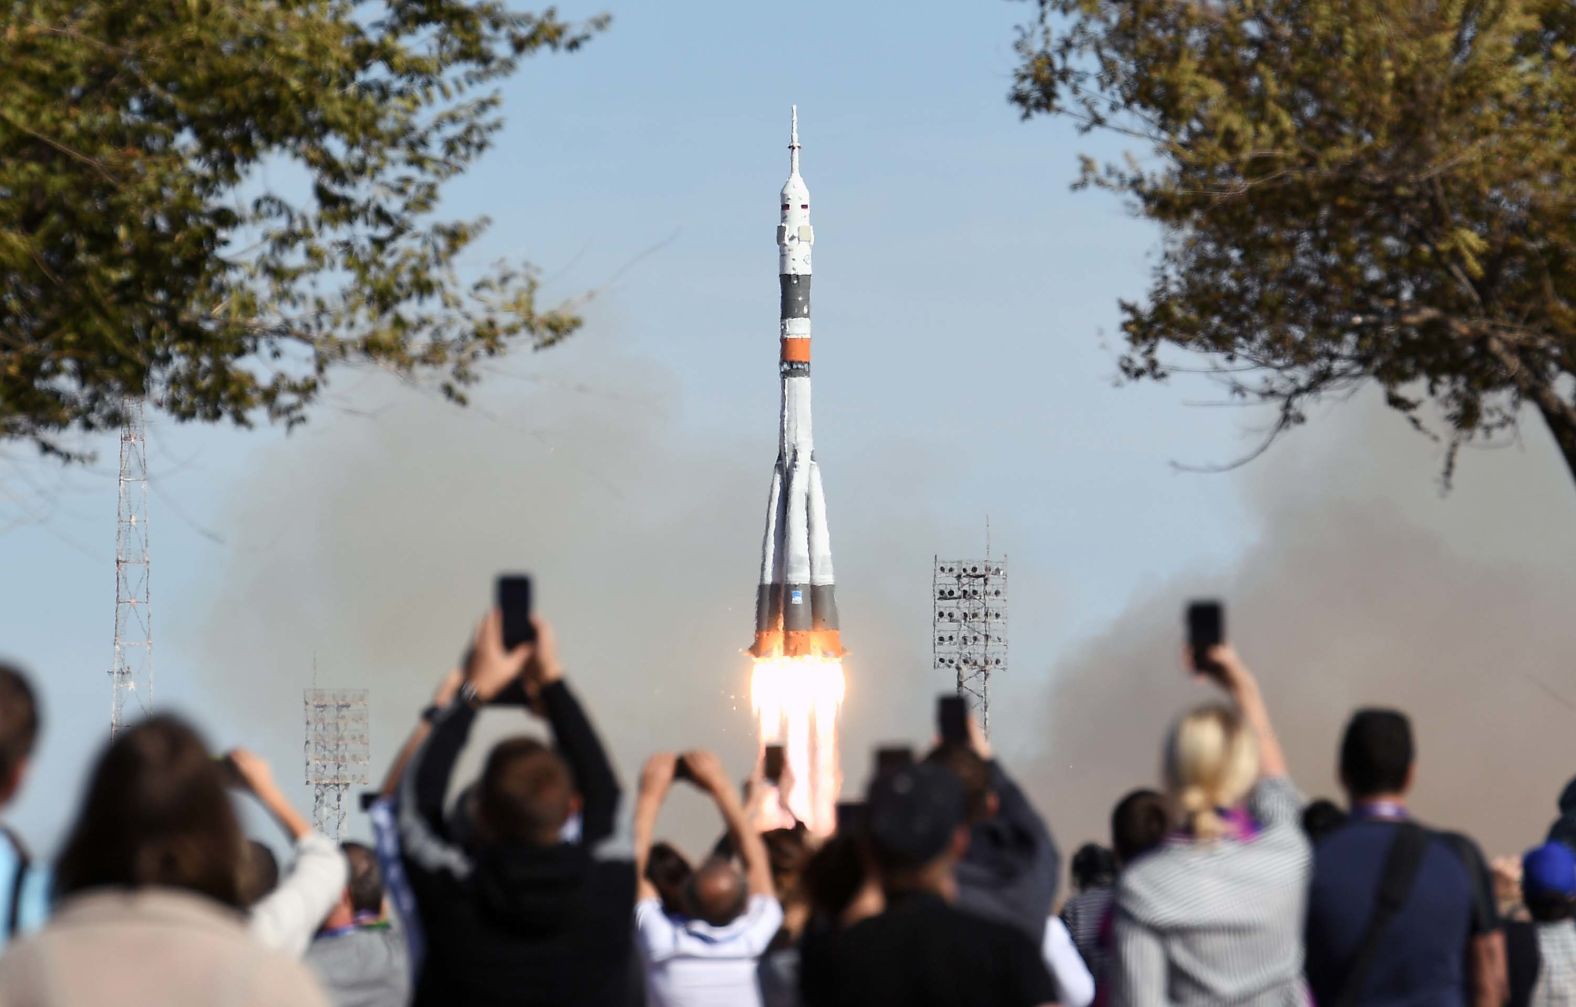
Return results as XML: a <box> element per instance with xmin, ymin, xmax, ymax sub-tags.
<box><xmin>1012</xmin><ymin>0</ymin><xmax>1576</xmax><ymax>484</ymax></box>
<box><xmin>0</xmin><ymin>0</ymin><xmax>606</xmax><ymax>458</ymax></box>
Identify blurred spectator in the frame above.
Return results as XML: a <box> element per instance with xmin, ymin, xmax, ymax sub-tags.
<box><xmin>801</xmin><ymin>831</ymin><xmax>879</xmax><ymax>930</ymax></box>
<box><xmin>241</xmin><ymin>840</ymin><xmax>281</xmax><ymax>906</ymax></box>
<box><xmin>1301</xmin><ymin>798</ymin><xmax>1348</xmax><ymax>843</ymax></box>
<box><xmin>925</xmin><ymin>714</ymin><xmax>1060</xmax><ymax>944</ymax></box>
<box><xmin>1505</xmin><ymin>842</ymin><xmax>1576</xmax><ymax>1007</ymax></box>
<box><xmin>225</xmin><ymin>748</ymin><xmax>349</xmax><ymax>956</ymax></box>
<box><xmin>1304</xmin><ymin>708</ymin><xmax>1506</xmax><ymax>1007</ymax></box>
<box><xmin>1070</xmin><ymin>844</ymin><xmax>1116</xmax><ymax>894</ymax></box>
<box><xmin>633</xmin><ymin>750</ymin><xmax>782</xmax><ymax>1007</ymax></box>
<box><xmin>398</xmin><ymin>612</ymin><xmax>634</xmax><ymax>1007</ymax></box>
<box><xmin>1109</xmin><ymin>646</ymin><xmax>1310</xmax><ymax>1005</ymax></box>
<box><xmin>799</xmin><ymin>762</ymin><xmax>1059</xmax><ymax>1007</ymax></box>
<box><xmin>304</xmin><ymin>841</ymin><xmax>410</xmax><ymax>1007</ymax></box>
<box><xmin>0</xmin><ymin>663</ymin><xmax>46</xmax><ymax>948</ymax></box>
<box><xmin>0</xmin><ymin>715</ymin><xmax>328</xmax><ymax>1005</ymax></box>
<box><xmin>646</xmin><ymin>841</ymin><xmax>695</xmax><ymax>917</ymax></box>
<box><xmin>1062</xmin><ymin>789</ymin><xmax>1166</xmax><ymax>987</ymax></box>
<box><xmin>758</xmin><ymin>827</ymin><xmax>813</xmax><ymax>1007</ymax></box>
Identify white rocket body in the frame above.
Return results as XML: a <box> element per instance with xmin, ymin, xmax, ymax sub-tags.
<box><xmin>752</xmin><ymin>108</ymin><xmax>842</xmax><ymax>659</ymax></box>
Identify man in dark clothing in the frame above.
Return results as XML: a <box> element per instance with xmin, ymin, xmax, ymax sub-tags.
<box><xmin>799</xmin><ymin>762</ymin><xmax>1059</xmax><ymax>1007</ymax></box>
<box><xmin>924</xmin><ymin>717</ymin><xmax>1059</xmax><ymax>944</ymax></box>
<box><xmin>398</xmin><ymin>610</ymin><xmax>634</xmax><ymax>1007</ymax></box>
<box><xmin>1305</xmin><ymin>708</ymin><xmax>1505</xmax><ymax>1007</ymax></box>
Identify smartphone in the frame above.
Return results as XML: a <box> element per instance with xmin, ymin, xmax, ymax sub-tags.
<box><xmin>874</xmin><ymin>745</ymin><xmax>915</xmax><ymax>777</ymax></box>
<box><xmin>674</xmin><ymin>755</ymin><xmax>696</xmax><ymax>786</ymax></box>
<box><xmin>938</xmin><ymin>695</ymin><xmax>969</xmax><ymax>745</ymax></box>
<box><xmin>1186</xmin><ymin>600</ymin><xmax>1225</xmax><ymax>675</ymax></box>
<box><xmin>497</xmin><ymin>574</ymin><xmax>535</xmax><ymax>648</ymax></box>
<box><xmin>835</xmin><ymin>801</ymin><xmax>867</xmax><ymax>835</ymax></box>
<box><xmin>763</xmin><ymin>744</ymin><xmax>786</xmax><ymax>785</ymax></box>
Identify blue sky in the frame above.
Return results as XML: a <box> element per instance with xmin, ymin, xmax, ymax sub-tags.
<box><xmin>3</xmin><ymin>0</ymin><xmax>1573</xmax><ymax>856</ymax></box>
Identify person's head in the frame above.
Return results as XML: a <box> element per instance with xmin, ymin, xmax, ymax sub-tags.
<box><xmin>343</xmin><ymin>842</ymin><xmax>383</xmax><ymax>914</ymax></box>
<box><xmin>1070</xmin><ymin>843</ymin><xmax>1116</xmax><ymax>892</ymax></box>
<box><xmin>1339</xmin><ymin>708</ymin><xmax>1415</xmax><ymax>802</ymax></box>
<box><xmin>865</xmin><ymin>762</ymin><xmax>968</xmax><ymax>894</ymax></box>
<box><xmin>0</xmin><ymin>663</ymin><xmax>40</xmax><ymax>807</ymax></box>
<box><xmin>1301</xmin><ymin>798</ymin><xmax>1348</xmax><ymax>842</ymax></box>
<box><xmin>685</xmin><ymin>856</ymin><xmax>748</xmax><ymax>927</ymax></box>
<box><xmin>646</xmin><ymin>841</ymin><xmax>693</xmax><ymax>916</ymax></box>
<box><xmin>762</xmin><ymin>825</ymin><xmax>811</xmax><ymax>902</ymax></box>
<box><xmin>1164</xmin><ymin>704</ymin><xmax>1258</xmax><ymax>842</ymax></box>
<box><xmin>239</xmin><ymin>840</ymin><xmax>280</xmax><ymax>907</ymax></box>
<box><xmin>802</xmin><ymin>832</ymin><xmax>869</xmax><ymax>923</ymax></box>
<box><xmin>55</xmin><ymin>714</ymin><xmax>246</xmax><ymax>908</ymax></box>
<box><xmin>1523</xmin><ymin>841</ymin><xmax>1576</xmax><ymax>923</ymax></box>
<box><xmin>923</xmin><ymin>742</ymin><xmax>995</xmax><ymax>823</ymax></box>
<box><xmin>1110</xmin><ymin>788</ymin><xmax>1168</xmax><ymax>864</ymax></box>
<box><xmin>476</xmin><ymin>736</ymin><xmax>580</xmax><ymax>846</ymax></box>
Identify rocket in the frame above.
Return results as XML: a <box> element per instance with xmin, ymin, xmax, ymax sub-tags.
<box><xmin>751</xmin><ymin>107</ymin><xmax>844</xmax><ymax>660</ymax></box>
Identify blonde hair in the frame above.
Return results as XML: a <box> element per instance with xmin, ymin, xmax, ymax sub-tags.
<box><xmin>1164</xmin><ymin>704</ymin><xmax>1259</xmax><ymax>842</ymax></box>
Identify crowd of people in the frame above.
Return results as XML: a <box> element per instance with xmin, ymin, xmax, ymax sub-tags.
<box><xmin>0</xmin><ymin>608</ymin><xmax>1573</xmax><ymax>1006</ymax></box>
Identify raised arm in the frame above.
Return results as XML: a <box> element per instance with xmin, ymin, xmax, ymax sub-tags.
<box><xmin>528</xmin><ymin>617</ymin><xmax>620</xmax><ymax>844</ymax></box>
<box><xmin>686</xmin><ymin>750</ymin><xmax>774</xmax><ymax>899</ymax></box>
<box><xmin>633</xmin><ymin>753</ymin><xmax>677</xmax><ymax>902</ymax></box>
<box><xmin>1199</xmin><ymin>644</ymin><xmax>1288</xmax><ymax>779</ymax></box>
<box><xmin>380</xmin><ymin>667</ymin><xmax>462</xmax><ymax>797</ymax></box>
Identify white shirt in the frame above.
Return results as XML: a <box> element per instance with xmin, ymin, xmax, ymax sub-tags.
<box><xmin>249</xmin><ymin>832</ymin><xmax>348</xmax><ymax>957</ymax></box>
<box><xmin>1042</xmin><ymin>915</ymin><xmax>1095</xmax><ymax>1007</ymax></box>
<box><xmin>635</xmin><ymin>893</ymin><xmax>784</xmax><ymax>1007</ymax></box>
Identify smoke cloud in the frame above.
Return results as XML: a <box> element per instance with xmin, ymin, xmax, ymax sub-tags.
<box><xmin>1009</xmin><ymin>396</ymin><xmax>1576</xmax><ymax>862</ymax></box>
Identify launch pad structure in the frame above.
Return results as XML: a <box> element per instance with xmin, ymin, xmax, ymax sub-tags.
<box><xmin>303</xmin><ymin>688</ymin><xmax>369</xmax><ymax>840</ymax></box>
<box><xmin>933</xmin><ymin>555</ymin><xmax>1008</xmax><ymax>735</ymax></box>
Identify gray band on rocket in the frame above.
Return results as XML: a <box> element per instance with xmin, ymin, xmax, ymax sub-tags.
<box><xmin>782</xmin><ymin>582</ymin><xmax>813</xmax><ymax>632</ymax></box>
<box><xmin>779</xmin><ymin>275</ymin><xmax>811</xmax><ymax>319</ymax></box>
<box><xmin>810</xmin><ymin>585</ymin><xmax>839</xmax><ymax>630</ymax></box>
<box><xmin>755</xmin><ymin>583</ymin><xmax>782</xmax><ymax>634</ymax></box>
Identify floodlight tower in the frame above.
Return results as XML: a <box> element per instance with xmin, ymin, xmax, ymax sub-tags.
<box><xmin>110</xmin><ymin>402</ymin><xmax>153</xmax><ymax>735</ymax></box>
<box><xmin>303</xmin><ymin>688</ymin><xmax>370</xmax><ymax>839</ymax></box>
<box><xmin>932</xmin><ymin>549</ymin><xmax>1008</xmax><ymax>735</ymax></box>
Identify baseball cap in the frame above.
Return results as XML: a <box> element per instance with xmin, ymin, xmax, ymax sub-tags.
<box><xmin>1523</xmin><ymin>841</ymin><xmax>1576</xmax><ymax>898</ymax></box>
<box><xmin>866</xmin><ymin>762</ymin><xmax>965</xmax><ymax>867</ymax></box>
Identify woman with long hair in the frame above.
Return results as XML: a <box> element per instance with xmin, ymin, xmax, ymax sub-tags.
<box><xmin>1109</xmin><ymin>647</ymin><xmax>1311</xmax><ymax>1005</ymax></box>
<box><xmin>0</xmin><ymin>714</ymin><xmax>328</xmax><ymax>1006</ymax></box>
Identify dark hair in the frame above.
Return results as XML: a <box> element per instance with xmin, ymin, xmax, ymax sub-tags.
<box><xmin>763</xmin><ymin>826</ymin><xmax>811</xmax><ymax>901</ymax></box>
<box><xmin>1527</xmin><ymin>891</ymin><xmax>1575</xmax><ymax>923</ymax></box>
<box><xmin>1301</xmin><ymin>798</ymin><xmax>1348</xmax><ymax>842</ymax></box>
<box><xmin>477</xmin><ymin>737</ymin><xmax>574</xmax><ymax>845</ymax></box>
<box><xmin>240</xmin><ymin>840</ymin><xmax>280</xmax><ymax>906</ymax></box>
<box><xmin>341</xmin><ymin>842</ymin><xmax>383</xmax><ymax>914</ymax></box>
<box><xmin>0</xmin><ymin>663</ymin><xmax>40</xmax><ymax>789</ymax></box>
<box><xmin>802</xmin><ymin>833</ymin><xmax>867</xmax><ymax>923</ymax></box>
<box><xmin>55</xmin><ymin>715</ymin><xmax>245</xmax><ymax>908</ymax></box>
<box><xmin>1070</xmin><ymin>843</ymin><xmax>1117</xmax><ymax>891</ymax></box>
<box><xmin>646</xmin><ymin>841</ymin><xmax>693</xmax><ymax>916</ymax></box>
<box><xmin>1340</xmin><ymin>709</ymin><xmax>1414</xmax><ymax>799</ymax></box>
<box><xmin>923</xmin><ymin>743</ymin><xmax>991</xmax><ymax>822</ymax></box>
<box><xmin>1111</xmin><ymin>788</ymin><xmax>1169</xmax><ymax>865</ymax></box>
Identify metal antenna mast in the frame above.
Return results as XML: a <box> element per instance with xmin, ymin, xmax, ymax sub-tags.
<box><xmin>304</xmin><ymin>688</ymin><xmax>370</xmax><ymax>839</ymax></box>
<box><xmin>110</xmin><ymin>402</ymin><xmax>153</xmax><ymax>735</ymax></box>
<box><xmin>933</xmin><ymin>538</ymin><xmax>1007</xmax><ymax>734</ymax></box>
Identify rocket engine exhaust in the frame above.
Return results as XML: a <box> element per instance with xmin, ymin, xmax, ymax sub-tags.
<box><xmin>749</xmin><ymin>107</ymin><xmax>845</xmax><ymax>835</ymax></box>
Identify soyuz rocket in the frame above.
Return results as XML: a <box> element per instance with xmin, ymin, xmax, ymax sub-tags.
<box><xmin>750</xmin><ymin>107</ymin><xmax>844</xmax><ymax>660</ymax></box>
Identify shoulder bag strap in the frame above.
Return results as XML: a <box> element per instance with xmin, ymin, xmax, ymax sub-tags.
<box><xmin>1334</xmin><ymin>821</ymin><xmax>1430</xmax><ymax>1007</ymax></box>
<box><xmin>0</xmin><ymin>825</ymin><xmax>31</xmax><ymax>939</ymax></box>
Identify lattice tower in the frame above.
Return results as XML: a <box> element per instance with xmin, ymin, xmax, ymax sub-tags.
<box><xmin>932</xmin><ymin>556</ymin><xmax>1007</xmax><ymax>734</ymax></box>
<box><xmin>110</xmin><ymin>402</ymin><xmax>153</xmax><ymax>735</ymax></box>
<box><xmin>304</xmin><ymin>689</ymin><xmax>370</xmax><ymax>839</ymax></box>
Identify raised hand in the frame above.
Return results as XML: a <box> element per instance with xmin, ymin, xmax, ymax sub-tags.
<box><xmin>465</xmin><ymin>608</ymin><xmax>532</xmax><ymax>702</ymax></box>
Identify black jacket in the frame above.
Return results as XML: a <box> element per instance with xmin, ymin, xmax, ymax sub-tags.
<box><xmin>399</xmin><ymin>680</ymin><xmax>635</xmax><ymax>1006</ymax></box>
<box><xmin>953</xmin><ymin>761</ymin><xmax>1060</xmax><ymax>944</ymax></box>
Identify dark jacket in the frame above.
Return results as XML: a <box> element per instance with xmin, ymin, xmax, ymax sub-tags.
<box><xmin>399</xmin><ymin>680</ymin><xmax>635</xmax><ymax>1007</ymax></box>
<box><xmin>954</xmin><ymin>761</ymin><xmax>1060</xmax><ymax>944</ymax></box>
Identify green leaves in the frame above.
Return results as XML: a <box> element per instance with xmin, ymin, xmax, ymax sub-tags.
<box><xmin>0</xmin><ymin>0</ymin><xmax>606</xmax><ymax>458</ymax></box>
<box><xmin>1012</xmin><ymin>0</ymin><xmax>1576</xmax><ymax>485</ymax></box>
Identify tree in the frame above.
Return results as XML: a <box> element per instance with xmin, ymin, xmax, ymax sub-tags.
<box><xmin>1011</xmin><ymin>0</ymin><xmax>1576</xmax><ymax>487</ymax></box>
<box><xmin>1</xmin><ymin>0</ymin><xmax>606</xmax><ymax>459</ymax></box>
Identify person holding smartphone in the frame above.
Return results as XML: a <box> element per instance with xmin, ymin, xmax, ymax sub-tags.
<box><xmin>396</xmin><ymin>608</ymin><xmax>635</xmax><ymax>1007</ymax></box>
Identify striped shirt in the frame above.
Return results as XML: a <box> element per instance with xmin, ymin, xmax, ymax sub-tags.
<box><xmin>1061</xmin><ymin>886</ymin><xmax>1114</xmax><ymax>979</ymax></box>
<box><xmin>1109</xmin><ymin>776</ymin><xmax>1310</xmax><ymax>1006</ymax></box>
<box><xmin>1533</xmin><ymin>922</ymin><xmax>1576</xmax><ymax>1007</ymax></box>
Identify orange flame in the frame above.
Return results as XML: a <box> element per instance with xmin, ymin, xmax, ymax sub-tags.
<box><xmin>751</xmin><ymin>655</ymin><xmax>845</xmax><ymax>835</ymax></box>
